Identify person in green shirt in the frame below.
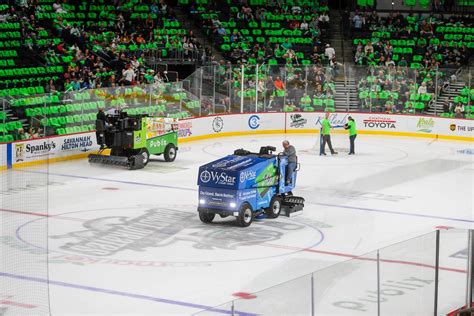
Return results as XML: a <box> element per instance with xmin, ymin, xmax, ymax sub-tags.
<box><xmin>320</xmin><ymin>112</ymin><xmax>337</xmax><ymax>155</ymax></box>
<box><xmin>344</xmin><ymin>116</ymin><xmax>357</xmax><ymax>155</ymax></box>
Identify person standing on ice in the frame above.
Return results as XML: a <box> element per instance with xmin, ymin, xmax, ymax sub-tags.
<box><xmin>282</xmin><ymin>140</ymin><xmax>297</xmax><ymax>186</ymax></box>
<box><xmin>321</xmin><ymin>112</ymin><xmax>337</xmax><ymax>156</ymax></box>
<box><xmin>345</xmin><ymin>116</ymin><xmax>357</xmax><ymax>155</ymax></box>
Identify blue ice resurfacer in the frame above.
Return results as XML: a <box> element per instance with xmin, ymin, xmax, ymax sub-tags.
<box><xmin>197</xmin><ymin>146</ymin><xmax>305</xmax><ymax>227</ymax></box>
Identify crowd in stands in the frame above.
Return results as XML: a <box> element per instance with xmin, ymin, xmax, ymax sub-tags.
<box><xmin>443</xmin><ymin>84</ymin><xmax>474</xmax><ymax>119</ymax></box>
<box><xmin>350</xmin><ymin>11</ymin><xmax>472</xmax><ymax>69</ymax></box>
<box><xmin>349</xmin><ymin>10</ymin><xmax>472</xmax><ymax>114</ymax></box>
<box><xmin>0</xmin><ymin>0</ymin><xmax>205</xmax><ymax>142</ymax></box>
<box><xmin>356</xmin><ymin>65</ymin><xmax>442</xmax><ymax>113</ymax></box>
<box><xmin>0</xmin><ymin>0</ymin><xmax>473</xmax><ymax>143</ymax></box>
<box><xmin>188</xmin><ymin>0</ymin><xmax>333</xmax><ymax>66</ymax></box>
<box><xmin>208</xmin><ymin>62</ymin><xmax>337</xmax><ymax>113</ymax></box>
<box><xmin>9</xmin><ymin>0</ymin><xmax>202</xmax><ymax>94</ymax></box>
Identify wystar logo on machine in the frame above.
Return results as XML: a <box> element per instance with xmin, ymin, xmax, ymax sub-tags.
<box><xmin>363</xmin><ymin>117</ymin><xmax>396</xmax><ymax>129</ymax></box>
<box><xmin>416</xmin><ymin>117</ymin><xmax>435</xmax><ymax>133</ymax></box>
<box><xmin>239</xmin><ymin>170</ymin><xmax>257</xmax><ymax>183</ymax></box>
<box><xmin>290</xmin><ymin>114</ymin><xmax>307</xmax><ymax>128</ymax></box>
<box><xmin>200</xmin><ymin>170</ymin><xmax>236</xmax><ymax>185</ymax></box>
<box><xmin>248</xmin><ymin>115</ymin><xmax>260</xmax><ymax>129</ymax></box>
<box><xmin>212</xmin><ymin>117</ymin><xmax>224</xmax><ymax>133</ymax></box>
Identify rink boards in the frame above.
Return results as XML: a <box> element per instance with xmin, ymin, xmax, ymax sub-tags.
<box><xmin>2</xmin><ymin>112</ymin><xmax>473</xmax><ymax>169</ymax></box>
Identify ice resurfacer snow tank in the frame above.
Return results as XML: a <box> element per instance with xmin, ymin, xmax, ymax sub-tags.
<box><xmin>197</xmin><ymin>146</ymin><xmax>305</xmax><ymax>227</ymax></box>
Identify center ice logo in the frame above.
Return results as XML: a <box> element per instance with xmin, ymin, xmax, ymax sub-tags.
<box><xmin>47</xmin><ymin>208</ymin><xmax>314</xmax><ymax>257</ymax></box>
<box><xmin>200</xmin><ymin>170</ymin><xmax>236</xmax><ymax>185</ymax></box>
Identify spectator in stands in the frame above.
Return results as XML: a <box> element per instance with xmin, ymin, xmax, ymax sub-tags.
<box><xmin>329</xmin><ymin>56</ymin><xmax>342</xmax><ymax>78</ymax></box>
<box><xmin>398</xmin><ymin>56</ymin><xmax>408</xmax><ymax>67</ymax></box>
<box><xmin>417</xmin><ymin>82</ymin><xmax>428</xmax><ymax>94</ymax></box>
<box><xmin>455</xmin><ymin>102</ymin><xmax>465</xmax><ymax>115</ymax></box>
<box><xmin>53</xmin><ymin>0</ymin><xmax>67</xmax><ymax>14</ymax></box>
<box><xmin>354</xmin><ymin>48</ymin><xmax>365</xmax><ymax>65</ymax></box>
<box><xmin>352</xmin><ymin>12</ymin><xmax>364</xmax><ymax>30</ymax></box>
<box><xmin>281</xmin><ymin>38</ymin><xmax>292</xmax><ymax>51</ymax></box>
<box><xmin>325</xmin><ymin>44</ymin><xmax>336</xmax><ymax>61</ymax></box>
<box><xmin>300</xmin><ymin>20</ymin><xmax>309</xmax><ymax>31</ymax></box>
<box><xmin>45</xmin><ymin>79</ymin><xmax>57</xmax><ymax>93</ymax></box>
<box><xmin>273</xmin><ymin>76</ymin><xmax>285</xmax><ymax>91</ymax></box>
<box><xmin>217</xmin><ymin>25</ymin><xmax>226</xmax><ymax>36</ymax></box>
<box><xmin>318</xmin><ymin>12</ymin><xmax>330</xmax><ymax>29</ymax></box>
<box><xmin>122</xmin><ymin>65</ymin><xmax>135</xmax><ymax>86</ymax></box>
<box><xmin>364</xmin><ymin>41</ymin><xmax>374</xmax><ymax>56</ymax></box>
<box><xmin>27</xmin><ymin>127</ymin><xmax>39</xmax><ymax>139</ymax></box>
<box><xmin>309</xmin><ymin>16</ymin><xmax>319</xmax><ymax>30</ymax></box>
<box><xmin>454</xmin><ymin>108</ymin><xmax>464</xmax><ymax>119</ymax></box>
<box><xmin>17</xmin><ymin>128</ymin><xmax>27</xmax><ymax>141</ymax></box>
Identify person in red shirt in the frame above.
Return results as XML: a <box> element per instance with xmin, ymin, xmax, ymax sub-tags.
<box><xmin>273</xmin><ymin>76</ymin><xmax>285</xmax><ymax>91</ymax></box>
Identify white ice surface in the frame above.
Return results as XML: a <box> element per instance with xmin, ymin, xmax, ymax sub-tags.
<box><xmin>1</xmin><ymin>133</ymin><xmax>473</xmax><ymax>315</ymax></box>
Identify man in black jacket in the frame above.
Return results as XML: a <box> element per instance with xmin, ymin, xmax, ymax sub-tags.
<box><xmin>96</xmin><ymin>108</ymin><xmax>108</xmax><ymax>149</ymax></box>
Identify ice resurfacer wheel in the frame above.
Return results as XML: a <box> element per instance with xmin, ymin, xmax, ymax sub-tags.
<box><xmin>164</xmin><ymin>144</ymin><xmax>177</xmax><ymax>162</ymax></box>
<box><xmin>138</xmin><ymin>148</ymin><xmax>150</xmax><ymax>166</ymax></box>
<box><xmin>199</xmin><ymin>211</ymin><xmax>215</xmax><ymax>223</ymax></box>
<box><xmin>265</xmin><ymin>195</ymin><xmax>282</xmax><ymax>218</ymax></box>
<box><xmin>237</xmin><ymin>203</ymin><xmax>253</xmax><ymax>227</ymax></box>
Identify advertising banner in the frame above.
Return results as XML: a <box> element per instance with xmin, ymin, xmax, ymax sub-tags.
<box><xmin>286</xmin><ymin>112</ymin><xmax>350</xmax><ymax>132</ymax></box>
<box><xmin>12</xmin><ymin>132</ymin><xmax>99</xmax><ymax>166</ymax></box>
<box><xmin>285</xmin><ymin>112</ymin><xmax>473</xmax><ymax>140</ymax></box>
<box><xmin>3</xmin><ymin>113</ymin><xmax>473</xmax><ymax>168</ymax></box>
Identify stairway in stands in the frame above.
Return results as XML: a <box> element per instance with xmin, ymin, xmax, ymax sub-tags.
<box><xmin>328</xmin><ymin>10</ymin><xmax>359</xmax><ymax>112</ymax></box>
<box><xmin>428</xmin><ymin>80</ymin><xmax>468</xmax><ymax>115</ymax></box>
<box><xmin>333</xmin><ymin>78</ymin><xmax>359</xmax><ymax>112</ymax></box>
<box><xmin>174</xmin><ymin>7</ymin><xmax>225</xmax><ymax>62</ymax></box>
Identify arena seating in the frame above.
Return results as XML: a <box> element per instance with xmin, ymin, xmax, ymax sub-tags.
<box><xmin>351</xmin><ymin>11</ymin><xmax>472</xmax><ymax>114</ymax></box>
<box><xmin>0</xmin><ymin>1</ymin><xmax>472</xmax><ymax>143</ymax></box>
<box><xmin>0</xmin><ymin>0</ymin><xmax>203</xmax><ymax>141</ymax></box>
<box><xmin>188</xmin><ymin>0</ymin><xmax>329</xmax><ymax>65</ymax></box>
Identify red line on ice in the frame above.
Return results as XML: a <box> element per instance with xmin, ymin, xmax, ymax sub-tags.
<box><xmin>263</xmin><ymin>243</ymin><xmax>466</xmax><ymax>274</ymax></box>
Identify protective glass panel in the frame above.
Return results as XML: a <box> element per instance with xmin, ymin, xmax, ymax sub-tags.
<box><xmin>378</xmin><ymin>231</ymin><xmax>437</xmax><ymax>314</ymax></box>
<box><xmin>0</xmin><ymin>130</ymin><xmax>50</xmax><ymax>314</ymax></box>
<box><xmin>233</xmin><ymin>273</ymin><xmax>313</xmax><ymax>315</ymax></box>
<box><xmin>438</xmin><ymin>229</ymin><xmax>468</xmax><ymax>314</ymax></box>
<box><xmin>313</xmin><ymin>251</ymin><xmax>378</xmax><ymax>315</ymax></box>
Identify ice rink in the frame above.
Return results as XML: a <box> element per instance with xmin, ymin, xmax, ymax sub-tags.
<box><xmin>1</xmin><ymin>133</ymin><xmax>473</xmax><ymax>315</ymax></box>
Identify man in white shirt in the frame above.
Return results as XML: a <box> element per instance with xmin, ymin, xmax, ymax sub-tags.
<box><xmin>122</xmin><ymin>65</ymin><xmax>135</xmax><ymax>86</ymax></box>
<box><xmin>325</xmin><ymin>44</ymin><xmax>336</xmax><ymax>60</ymax></box>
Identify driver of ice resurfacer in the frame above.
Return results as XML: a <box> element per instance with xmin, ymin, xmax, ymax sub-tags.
<box><xmin>282</xmin><ymin>140</ymin><xmax>297</xmax><ymax>186</ymax></box>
